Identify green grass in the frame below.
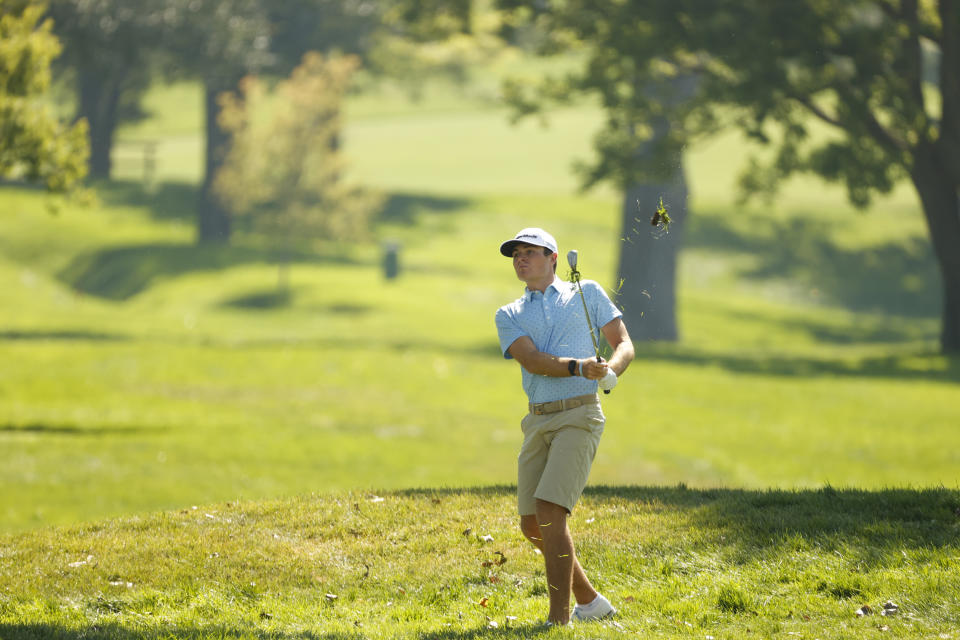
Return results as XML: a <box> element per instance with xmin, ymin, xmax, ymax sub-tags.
<box><xmin>1</xmin><ymin>487</ymin><xmax>959</xmax><ymax>638</ymax></box>
<box><xmin>2</xmin><ymin>55</ymin><xmax>960</xmax><ymax>639</ymax></box>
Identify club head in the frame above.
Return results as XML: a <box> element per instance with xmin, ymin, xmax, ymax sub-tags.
<box><xmin>566</xmin><ymin>249</ymin><xmax>579</xmax><ymax>270</ymax></box>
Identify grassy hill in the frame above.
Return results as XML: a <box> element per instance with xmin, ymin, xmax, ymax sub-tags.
<box><xmin>2</xmin><ymin>486</ymin><xmax>959</xmax><ymax>639</ymax></box>
<box><xmin>1</xmin><ymin>59</ymin><xmax>960</xmax><ymax>637</ymax></box>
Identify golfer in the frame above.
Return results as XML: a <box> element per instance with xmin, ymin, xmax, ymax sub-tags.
<box><xmin>495</xmin><ymin>227</ymin><xmax>634</xmax><ymax>626</ymax></box>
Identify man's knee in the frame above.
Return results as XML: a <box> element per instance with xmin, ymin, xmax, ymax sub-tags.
<box><xmin>520</xmin><ymin>514</ymin><xmax>540</xmax><ymax>542</ymax></box>
<box><xmin>535</xmin><ymin>499</ymin><xmax>568</xmax><ymax>529</ymax></box>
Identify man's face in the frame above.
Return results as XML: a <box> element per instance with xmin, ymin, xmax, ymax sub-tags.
<box><xmin>512</xmin><ymin>243</ymin><xmax>556</xmax><ymax>283</ymax></box>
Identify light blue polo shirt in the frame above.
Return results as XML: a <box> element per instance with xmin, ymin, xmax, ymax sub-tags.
<box><xmin>495</xmin><ymin>276</ymin><xmax>622</xmax><ymax>404</ymax></box>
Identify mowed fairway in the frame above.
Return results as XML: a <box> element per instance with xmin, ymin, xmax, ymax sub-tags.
<box><xmin>2</xmin><ymin>70</ymin><xmax>959</xmax><ymax>544</ymax></box>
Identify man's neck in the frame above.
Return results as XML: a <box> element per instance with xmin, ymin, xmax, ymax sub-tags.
<box><xmin>525</xmin><ymin>274</ymin><xmax>556</xmax><ymax>294</ymax></box>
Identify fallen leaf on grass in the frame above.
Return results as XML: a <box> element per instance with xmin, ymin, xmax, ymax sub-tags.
<box><xmin>623</xmin><ymin>595</ymin><xmax>635</xmax><ymax>603</ymax></box>
<box><xmin>478</xmin><ymin>597</ymin><xmax>489</xmax><ymax>608</ymax></box>
<box><xmin>68</xmin><ymin>555</ymin><xmax>94</xmax><ymax>568</ymax></box>
<box><xmin>856</xmin><ymin>605</ymin><xmax>873</xmax><ymax>617</ymax></box>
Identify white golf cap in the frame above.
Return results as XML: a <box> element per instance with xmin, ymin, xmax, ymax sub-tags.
<box><xmin>499</xmin><ymin>227</ymin><xmax>558</xmax><ymax>257</ymax></box>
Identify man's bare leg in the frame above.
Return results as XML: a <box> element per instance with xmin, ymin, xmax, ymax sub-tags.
<box><xmin>520</xmin><ymin>514</ymin><xmax>598</xmax><ymax>607</ymax></box>
<box><xmin>519</xmin><ymin>500</ymin><xmax>598</xmax><ymax>624</ymax></box>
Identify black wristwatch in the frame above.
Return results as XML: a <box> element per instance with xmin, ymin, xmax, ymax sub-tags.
<box><xmin>567</xmin><ymin>359</ymin><xmax>578</xmax><ymax>377</ymax></box>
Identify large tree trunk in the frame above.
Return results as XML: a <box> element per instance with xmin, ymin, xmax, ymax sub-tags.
<box><xmin>197</xmin><ymin>77</ymin><xmax>236</xmax><ymax>244</ymax></box>
<box><xmin>616</xmin><ymin>75</ymin><xmax>696</xmax><ymax>342</ymax></box>
<box><xmin>77</xmin><ymin>69</ymin><xmax>122</xmax><ymax>180</ymax></box>
<box><xmin>616</xmin><ymin>174</ymin><xmax>688</xmax><ymax>342</ymax></box>
<box><xmin>911</xmin><ymin>142</ymin><xmax>960</xmax><ymax>353</ymax></box>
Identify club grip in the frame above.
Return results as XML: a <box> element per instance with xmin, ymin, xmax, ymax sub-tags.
<box><xmin>599</xmin><ymin>355</ymin><xmax>610</xmax><ymax>394</ymax></box>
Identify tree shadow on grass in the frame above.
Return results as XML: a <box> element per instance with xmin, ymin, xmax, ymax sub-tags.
<box><xmin>0</xmin><ymin>621</ymin><xmax>547</xmax><ymax>640</ymax></box>
<box><xmin>686</xmin><ymin>212</ymin><xmax>941</xmax><ymax>318</ymax></box>
<box><xmin>0</xmin><ymin>329</ymin><xmax>129</xmax><ymax>341</ymax></box>
<box><xmin>59</xmin><ymin>243</ymin><xmax>363</xmax><ymax>301</ymax></box>
<box><xmin>57</xmin><ymin>187</ymin><xmax>469</xmax><ymax>301</ymax></box>
<box><xmin>0</xmin><ymin>623</ymin><xmax>363</xmax><ymax>640</ymax></box>
<box><xmin>584</xmin><ymin>484</ymin><xmax>960</xmax><ymax>559</ymax></box>
<box><xmin>221</xmin><ymin>288</ymin><xmax>295</xmax><ymax>310</ymax></box>
<box><xmin>94</xmin><ymin>181</ymin><xmax>470</xmax><ymax>229</ymax></box>
<box><xmin>94</xmin><ymin>180</ymin><xmax>199</xmax><ymax>224</ymax></box>
<box><xmin>396</xmin><ymin>485</ymin><xmax>960</xmax><ymax>552</ymax></box>
<box><xmin>636</xmin><ymin>344</ymin><xmax>960</xmax><ymax>383</ymax></box>
<box><xmin>0</xmin><ymin>423</ymin><xmax>157</xmax><ymax>437</ymax></box>
<box><xmin>376</xmin><ymin>191</ymin><xmax>471</xmax><ymax>226</ymax></box>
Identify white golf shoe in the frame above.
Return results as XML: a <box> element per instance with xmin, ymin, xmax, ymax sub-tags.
<box><xmin>571</xmin><ymin>594</ymin><xmax>616</xmax><ymax>621</ymax></box>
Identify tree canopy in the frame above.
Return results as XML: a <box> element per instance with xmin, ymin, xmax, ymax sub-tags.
<box><xmin>0</xmin><ymin>0</ymin><xmax>87</xmax><ymax>192</ymax></box>
<box><xmin>500</xmin><ymin>0</ymin><xmax>960</xmax><ymax>352</ymax></box>
<box><xmin>213</xmin><ymin>52</ymin><xmax>382</xmax><ymax>289</ymax></box>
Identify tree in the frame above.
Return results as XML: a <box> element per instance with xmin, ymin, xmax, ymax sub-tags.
<box><xmin>1</xmin><ymin>0</ymin><xmax>87</xmax><ymax>192</ymax></box>
<box><xmin>46</xmin><ymin>0</ymin><xmax>169</xmax><ymax>180</ymax></box>
<box><xmin>213</xmin><ymin>53</ymin><xmax>381</xmax><ymax>290</ymax></box>
<box><xmin>48</xmin><ymin>0</ymin><xmax>274</xmax><ymax>241</ymax></box>
<box><xmin>500</xmin><ymin>0</ymin><xmax>960</xmax><ymax>353</ymax></box>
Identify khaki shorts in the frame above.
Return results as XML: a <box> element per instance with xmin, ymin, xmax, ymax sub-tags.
<box><xmin>517</xmin><ymin>399</ymin><xmax>605</xmax><ymax>515</ymax></box>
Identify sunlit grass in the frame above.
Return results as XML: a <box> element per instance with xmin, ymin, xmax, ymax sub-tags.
<box><xmin>2</xmin><ymin>52</ymin><xmax>959</xmax><ymax>638</ymax></box>
<box><xmin>1</xmin><ymin>487</ymin><xmax>958</xmax><ymax>639</ymax></box>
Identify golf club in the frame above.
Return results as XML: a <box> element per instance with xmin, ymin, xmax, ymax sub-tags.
<box><xmin>567</xmin><ymin>249</ymin><xmax>610</xmax><ymax>394</ymax></box>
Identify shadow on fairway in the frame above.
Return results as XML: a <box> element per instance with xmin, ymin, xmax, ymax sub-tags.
<box><xmin>0</xmin><ymin>423</ymin><xmax>159</xmax><ymax>437</ymax></box>
<box><xmin>59</xmin><ymin>243</ymin><xmax>364</xmax><ymax>300</ymax></box>
<box><xmin>377</xmin><ymin>191</ymin><xmax>471</xmax><ymax>226</ymax></box>
<box><xmin>395</xmin><ymin>485</ymin><xmax>960</xmax><ymax>553</ymax></box>
<box><xmin>584</xmin><ymin>484</ymin><xmax>960</xmax><ymax>552</ymax></box>
<box><xmin>94</xmin><ymin>180</ymin><xmax>199</xmax><ymax>224</ymax></box>
<box><xmin>0</xmin><ymin>621</ymin><xmax>551</xmax><ymax>640</ymax></box>
<box><xmin>0</xmin><ymin>623</ymin><xmax>368</xmax><ymax>640</ymax></box>
<box><xmin>636</xmin><ymin>345</ymin><xmax>960</xmax><ymax>383</ymax></box>
<box><xmin>686</xmin><ymin>211</ymin><xmax>941</xmax><ymax>319</ymax></box>
<box><xmin>211</xmin><ymin>335</ymin><xmax>504</xmax><ymax>359</ymax></box>
<box><xmin>0</xmin><ymin>329</ymin><xmax>129</xmax><ymax>342</ymax></box>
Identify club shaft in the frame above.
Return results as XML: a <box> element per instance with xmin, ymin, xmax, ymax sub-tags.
<box><xmin>570</xmin><ymin>263</ymin><xmax>611</xmax><ymax>394</ymax></box>
<box><xmin>572</xmin><ymin>273</ymin><xmax>601</xmax><ymax>358</ymax></box>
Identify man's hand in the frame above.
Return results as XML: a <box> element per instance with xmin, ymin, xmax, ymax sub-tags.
<box><xmin>577</xmin><ymin>357</ymin><xmax>609</xmax><ymax>380</ymax></box>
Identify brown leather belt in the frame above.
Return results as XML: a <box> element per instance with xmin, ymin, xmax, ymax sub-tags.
<box><xmin>529</xmin><ymin>393</ymin><xmax>599</xmax><ymax>416</ymax></box>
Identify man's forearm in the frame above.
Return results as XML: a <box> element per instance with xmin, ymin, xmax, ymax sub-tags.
<box><xmin>520</xmin><ymin>351</ymin><xmax>578</xmax><ymax>378</ymax></box>
<box><xmin>607</xmin><ymin>340</ymin><xmax>635</xmax><ymax>377</ymax></box>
